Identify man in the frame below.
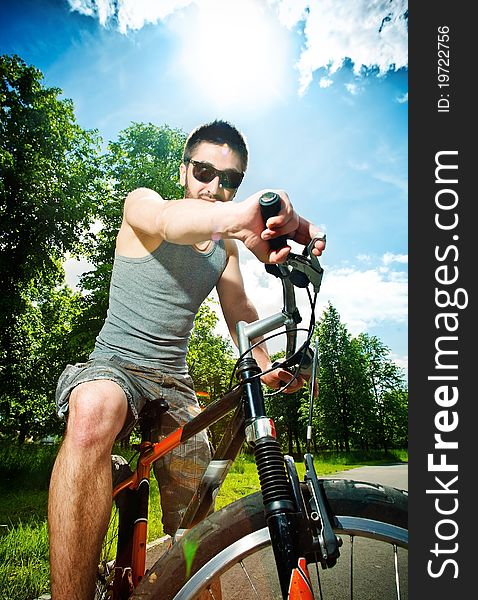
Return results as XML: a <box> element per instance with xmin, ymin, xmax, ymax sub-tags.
<box><xmin>48</xmin><ymin>120</ymin><xmax>325</xmax><ymax>599</ymax></box>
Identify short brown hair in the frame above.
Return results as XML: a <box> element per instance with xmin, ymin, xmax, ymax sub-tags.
<box><xmin>183</xmin><ymin>120</ymin><xmax>248</xmax><ymax>171</ymax></box>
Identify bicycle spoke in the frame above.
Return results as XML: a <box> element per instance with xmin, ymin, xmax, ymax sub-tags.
<box><xmin>394</xmin><ymin>544</ymin><xmax>401</xmax><ymax>600</ymax></box>
<box><xmin>314</xmin><ymin>552</ymin><xmax>324</xmax><ymax>600</ymax></box>
<box><xmin>349</xmin><ymin>535</ymin><xmax>354</xmax><ymax>600</ymax></box>
<box><xmin>95</xmin><ymin>505</ymin><xmax>119</xmax><ymax>599</ymax></box>
<box><xmin>239</xmin><ymin>560</ymin><xmax>261</xmax><ymax>599</ymax></box>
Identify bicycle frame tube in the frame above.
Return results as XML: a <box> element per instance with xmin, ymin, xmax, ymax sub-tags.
<box><xmin>112</xmin><ymin>388</ymin><xmax>241</xmax><ymax>499</ymax></box>
<box><xmin>131</xmin><ymin>443</ymin><xmax>151</xmax><ymax>587</ymax></box>
<box><xmin>179</xmin><ymin>402</ymin><xmax>247</xmax><ymax>530</ymax></box>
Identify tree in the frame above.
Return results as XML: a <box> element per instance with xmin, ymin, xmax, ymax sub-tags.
<box><xmin>186</xmin><ymin>300</ymin><xmax>236</xmax><ymax>448</ymax></box>
<box><xmin>0</xmin><ymin>54</ymin><xmax>104</xmax><ymax>440</ymax></box>
<box><xmin>0</xmin><ymin>280</ymin><xmax>85</xmax><ymax>442</ymax></box>
<box><xmin>314</xmin><ymin>304</ymin><xmax>371</xmax><ymax>452</ymax></box>
<box><xmin>311</xmin><ymin>305</ymin><xmax>408</xmax><ymax>453</ymax></box>
<box><xmin>356</xmin><ymin>333</ymin><xmax>407</xmax><ymax>450</ymax></box>
<box><xmin>265</xmin><ymin>351</ymin><xmax>308</xmax><ymax>456</ymax></box>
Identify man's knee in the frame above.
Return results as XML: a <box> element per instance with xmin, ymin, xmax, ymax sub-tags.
<box><xmin>66</xmin><ymin>380</ymin><xmax>128</xmax><ymax>449</ymax></box>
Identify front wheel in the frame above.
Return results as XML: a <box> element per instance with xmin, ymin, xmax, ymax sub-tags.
<box><xmin>131</xmin><ymin>479</ymin><xmax>408</xmax><ymax>600</ymax></box>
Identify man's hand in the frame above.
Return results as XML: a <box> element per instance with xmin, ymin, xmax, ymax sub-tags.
<box><xmin>235</xmin><ymin>190</ymin><xmax>326</xmax><ymax>264</ymax></box>
<box><xmin>260</xmin><ymin>366</ymin><xmax>305</xmax><ymax>394</ymax></box>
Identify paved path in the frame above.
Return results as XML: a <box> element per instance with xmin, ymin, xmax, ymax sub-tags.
<box><xmin>332</xmin><ymin>462</ymin><xmax>408</xmax><ymax>490</ymax></box>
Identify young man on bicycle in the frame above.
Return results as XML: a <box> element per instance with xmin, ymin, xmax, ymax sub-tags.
<box><xmin>48</xmin><ymin>120</ymin><xmax>325</xmax><ymax>599</ymax></box>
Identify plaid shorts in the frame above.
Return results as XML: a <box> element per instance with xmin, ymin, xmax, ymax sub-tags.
<box><xmin>55</xmin><ymin>355</ymin><xmax>211</xmax><ymax>535</ymax></box>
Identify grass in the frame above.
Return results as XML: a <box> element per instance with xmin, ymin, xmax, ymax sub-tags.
<box><xmin>0</xmin><ymin>444</ymin><xmax>407</xmax><ymax>600</ymax></box>
<box><xmin>0</xmin><ymin>521</ymin><xmax>50</xmax><ymax>600</ymax></box>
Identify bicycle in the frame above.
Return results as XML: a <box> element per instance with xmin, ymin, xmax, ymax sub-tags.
<box><xmin>94</xmin><ymin>192</ymin><xmax>408</xmax><ymax>600</ymax></box>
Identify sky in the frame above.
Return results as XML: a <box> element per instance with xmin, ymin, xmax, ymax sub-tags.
<box><xmin>1</xmin><ymin>0</ymin><xmax>408</xmax><ymax>372</ymax></box>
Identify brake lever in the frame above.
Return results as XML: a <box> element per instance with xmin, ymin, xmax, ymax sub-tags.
<box><xmin>285</xmin><ymin>252</ymin><xmax>324</xmax><ymax>294</ymax></box>
<box><xmin>305</xmin><ymin>234</ymin><xmax>326</xmax><ymax>264</ymax></box>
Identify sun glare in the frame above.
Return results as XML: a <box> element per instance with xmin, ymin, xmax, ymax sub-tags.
<box><xmin>174</xmin><ymin>0</ymin><xmax>288</xmax><ymax>112</ymax></box>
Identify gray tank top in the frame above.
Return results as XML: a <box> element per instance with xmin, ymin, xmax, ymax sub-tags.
<box><xmin>90</xmin><ymin>240</ymin><xmax>227</xmax><ymax>374</ymax></box>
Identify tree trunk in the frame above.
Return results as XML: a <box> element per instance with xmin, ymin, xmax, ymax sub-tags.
<box><xmin>18</xmin><ymin>413</ymin><xmax>28</xmax><ymax>445</ymax></box>
<box><xmin>287</xmin><ymin>426</ymin><xmax>293</xmax><ymax>456</ymax></box>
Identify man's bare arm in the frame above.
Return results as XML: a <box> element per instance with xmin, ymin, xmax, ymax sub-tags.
<box><xmin>122</xmin><ymin>187</ymin><xmax>325</xmax><ymax>264</ymax></box>
<box><xmin>216</xmin><ymin>241</ymin><xmax>304</xmax><ymax>392</ymax></box>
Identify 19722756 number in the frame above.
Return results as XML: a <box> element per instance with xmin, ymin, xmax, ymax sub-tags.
<box><xmin>437</xmin><ymin>25</ymin><xmax>450</xmax><ymax>87</ymax></box>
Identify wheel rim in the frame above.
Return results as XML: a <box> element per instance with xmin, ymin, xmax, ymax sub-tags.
<box><xmin>173</xmin><ymin>518</ymin><xmax>408</xmax><ymax>600</ymax></box>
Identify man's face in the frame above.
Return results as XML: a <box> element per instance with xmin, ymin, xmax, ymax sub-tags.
<box><xmin>180</xmin><ymin>142</ymin><xmax>244</xmax><ymax>202</ymax></box>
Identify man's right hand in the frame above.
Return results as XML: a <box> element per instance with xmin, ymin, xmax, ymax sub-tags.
<box><xmin>233</xmin><ymin>190</ymin><xmax>325</xmax><ymax>264</ymax></box>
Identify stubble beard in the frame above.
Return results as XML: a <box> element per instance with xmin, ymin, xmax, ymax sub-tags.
<box><xmin>184</xmin><ymin>174</ymin><xmax>220</xmax><ymax>202</ymax></box>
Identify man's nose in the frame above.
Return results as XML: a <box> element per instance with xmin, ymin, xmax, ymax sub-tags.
<box><xmin>204</xmin><ymin>175</ymin><xmax>221</xmax><ymax>194</ymax></box>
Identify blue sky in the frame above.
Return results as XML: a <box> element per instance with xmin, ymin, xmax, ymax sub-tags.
<box><xmin>1</xmin><ymin>0</ymin><xmax>408</xmax><ymax>371</ymax></box>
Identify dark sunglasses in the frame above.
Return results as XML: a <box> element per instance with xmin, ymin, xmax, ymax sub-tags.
<box><xmin>187</xmin><ymin>159</ymin><xmax>244</xmax><ymax>190</ymax></box>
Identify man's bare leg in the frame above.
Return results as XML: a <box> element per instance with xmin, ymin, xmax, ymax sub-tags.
<box><xmin>48</xmin><ymin>380</ymin><xmax>128</xmax><ymax>600</ymax></box>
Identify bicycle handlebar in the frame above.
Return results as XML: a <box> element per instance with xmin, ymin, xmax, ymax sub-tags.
<box><xmin>259</xmin><ymin>191</ymin><xmax>289</xmax><ymax>250</ymax></box>
<box><xmin>236</xmin><ymin>193</ymin><xmax>325</xmax><ymax>373</ymax></box>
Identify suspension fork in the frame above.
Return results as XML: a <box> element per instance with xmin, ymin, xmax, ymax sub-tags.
<box><xmin>236</xmin><ymin>353</ymin><xmax>311</xmax><ymax>599</ymax></box>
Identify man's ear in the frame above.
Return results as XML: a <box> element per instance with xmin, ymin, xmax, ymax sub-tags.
<box><xmin>179</xmin><ymin>162</ymin><xmax>187</xmax><ymax>186</ymax></box>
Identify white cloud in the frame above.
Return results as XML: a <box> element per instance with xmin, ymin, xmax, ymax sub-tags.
<box><xmin>319</xmin><ymin>77</ymin><xmax>334</xmax><ymax>88</ymax></box>
<box><xmin>67</xmin><ymin>0</ymin><xmax>193</xmax><ymax>33</ymax></box>
<box><xmin>391</xmin><ymin>352</ymin><xmax>408</xmax><ymax>373</ymax></box>
<box><xmin>116</xmin><ymin>0</ymin><xmax>193</xmax><ymax>33</ymax></box>
<box><xmin>271</xmin><ymin>0</ymin><xmax>408</xmax><ymax>94</ymax></box>
<box><xmin>63</xmin><ymin>256</ymin><xmax>94</xmax><ymax>289</ymax></box>
<box><xmin>268</xmin><ymin>0</ymin><xmax>310</xmax><ymax>29</ymax></box>
<box><xmin>382</xmin><ymin>252</ymin><xmax>408</xmax><ymax>266</ymax></box>
<box><xmin>356</xmin><ymin>253</ymin><xmax>372</xmax><ymax>263</ymax></box>
<box><xmin>345</xmin><ymin>82</ymin><xmax>360</xmax><ymax>96</ymax></box>
<box><xmin>397</xmin><ymin>92</ymin><xmax>408</xmax><ymax>103</ymax></box>
<box><xmin>349</xmin><ymin>160</ymin><xmax>369</xmax><ymax>172</ymax></box>
<box><xmin>320</xmin><ymin>264</ymin><xmax>407</xmax><ymax>334</ymax></box>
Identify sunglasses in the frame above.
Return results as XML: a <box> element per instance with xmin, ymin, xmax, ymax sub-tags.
<box><xmin>187</xmin><ymin>159</ymin><xmax>244</xmax><ymax>190</ymax></box>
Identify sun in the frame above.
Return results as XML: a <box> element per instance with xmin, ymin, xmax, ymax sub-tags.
<box><xmin>174</xmin><ymin>0</ymin><xmax>289</xmax><ymax>112</ymax></box>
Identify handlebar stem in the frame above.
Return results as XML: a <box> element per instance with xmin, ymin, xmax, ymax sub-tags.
<box><xmin>236</xmin><ymin>312</ymin><xmax>291</xmax><ymax>356</ymax></box>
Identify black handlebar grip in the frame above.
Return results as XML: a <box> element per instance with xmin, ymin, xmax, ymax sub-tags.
<box><xmin>259</xmin><ymin>192</ymin><xmax>289</xmax><ymax>251</ymax></box>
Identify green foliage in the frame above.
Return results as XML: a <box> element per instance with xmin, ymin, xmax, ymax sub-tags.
<box><xmin>186</xmin><ymin>300</ymin><xmax>236</xmax><ymax>446</ymax></box>
<box><xmin>355</xmin><ymin>332</ymin><xmax>407</xmax><ymax>450</ymax></box>
<box><xmin>298</xmin><ymin>303</ymin><xmax>408</xmax><ymax>452</ymax></box>
<box><xmin>0</xmin><ymin>54</ymin><xmax>103</xmax><ymax>288</ymax></box>
<box><xmin>0</xmin><ymin>281</ymin><xmax>85</xmax><ymax>441</ymax></box>
<box><xmin>0</xmin><ymin>54</ymin><xmax>105</xmax><ymax>441</ymax></box>
<box><xmin>187</xmin><ymin>300</ymin><xmax>235</xmax><ymax>397</ymax></box>
<box><xmin>0</xmin><ymin>443</ymin><xmax>58</xmax><ymax>491</ymax></box>
<box><xmin>312</xmin><ymin>303</ymin><xmax>368</xmax><ymax>451</ymax></box>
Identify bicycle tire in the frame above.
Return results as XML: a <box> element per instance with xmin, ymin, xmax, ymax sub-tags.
<box><xmin>131</xmin><ymin>479</ymin><xmax>408</xmax><ymax>600</ymax></box>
